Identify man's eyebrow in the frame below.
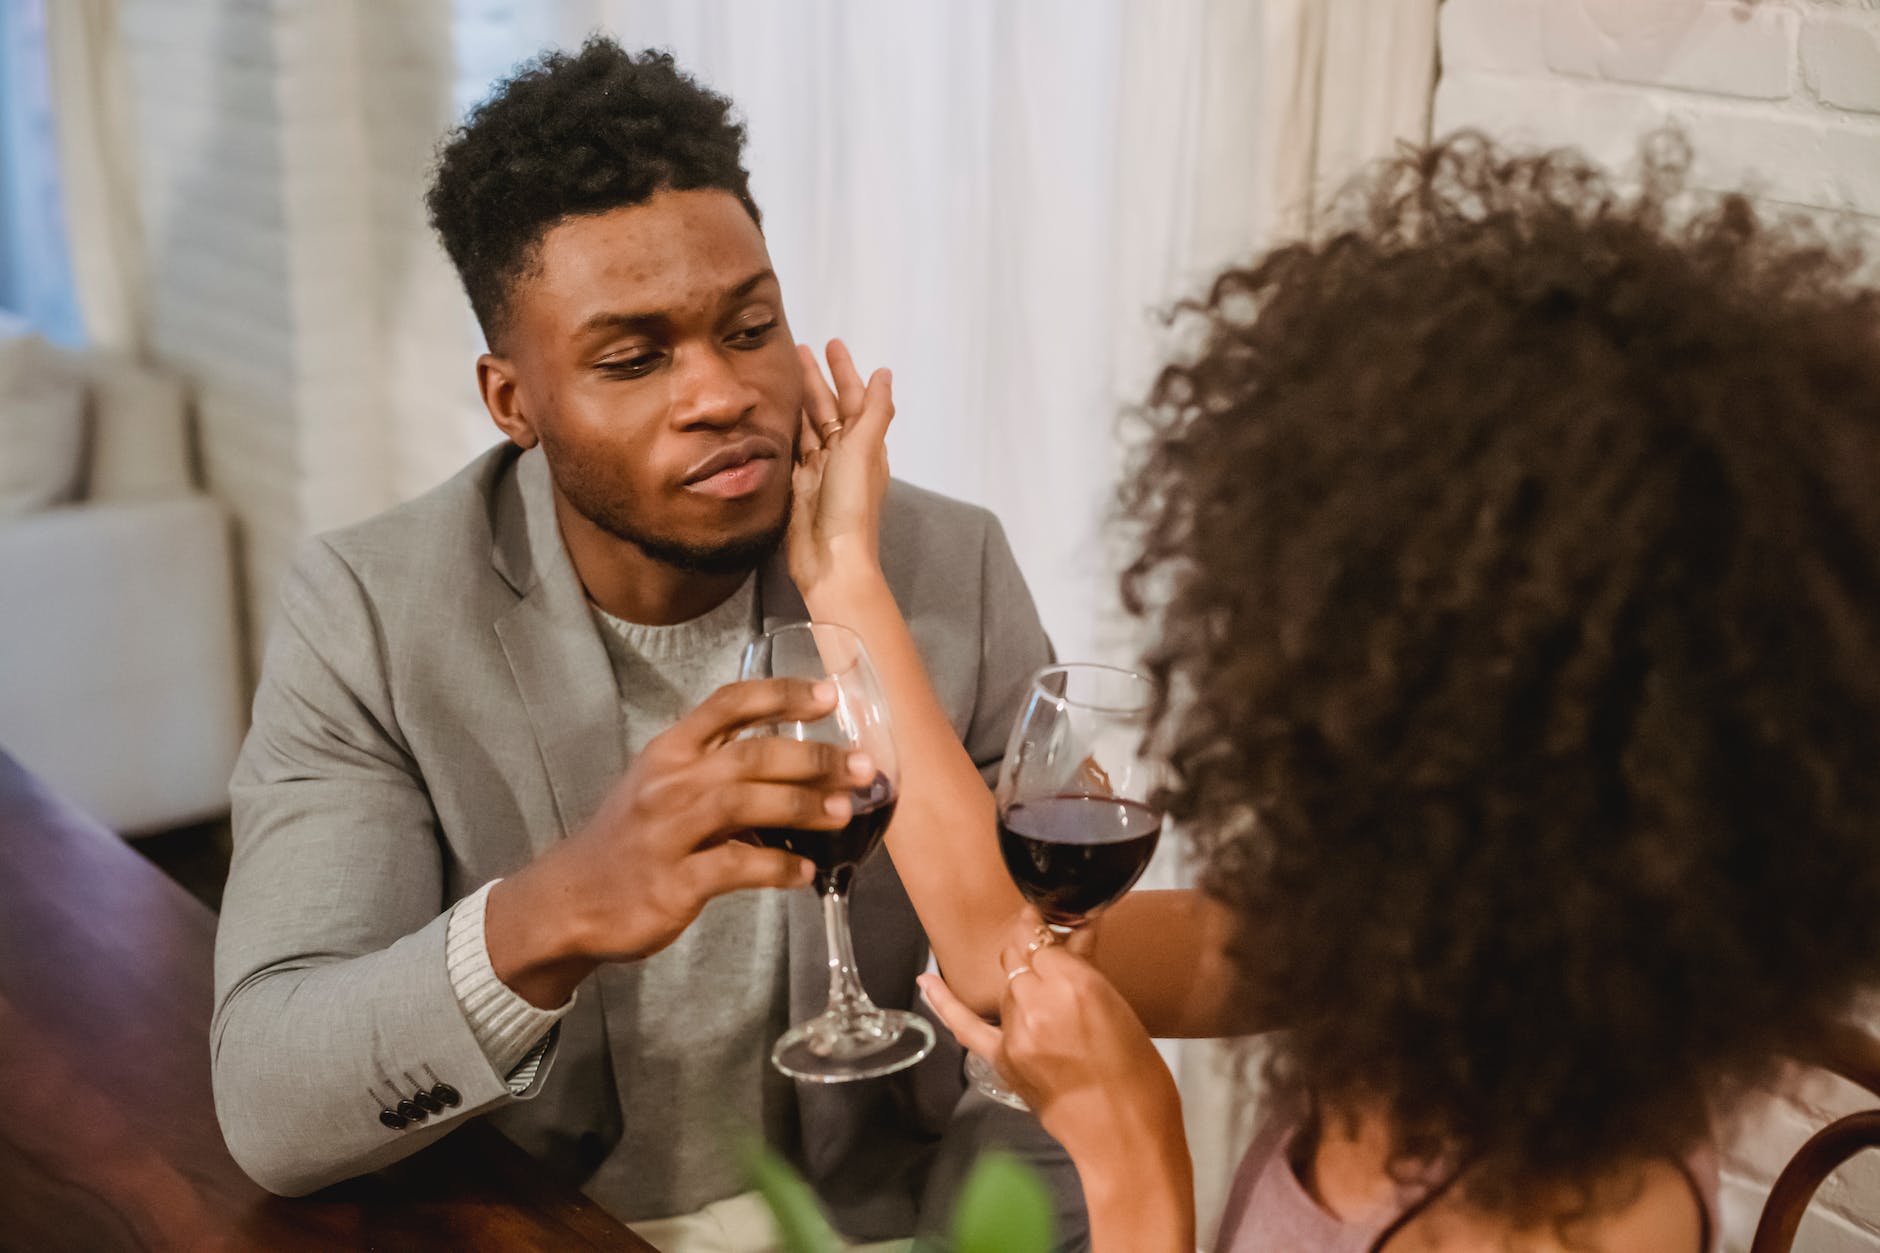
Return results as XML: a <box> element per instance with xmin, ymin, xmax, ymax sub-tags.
<box><xmin>574</xmin><ymin>310</ymin><xmax>664</xmax><ymax>339</ymax></box>
<box><xmin>572</xmin><ymin>269</ymin><xmax>779</xmax><ymax>340</ymax></box>
<box><xmin>725</xmin><ymin>268</ymin><xmax>778</xmax><ymax>300</ymax></box>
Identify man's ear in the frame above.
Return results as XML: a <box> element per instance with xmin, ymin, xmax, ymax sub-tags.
<box><xmin>478</xmin><ymin>353</ymin><xmax>538</xmax><ymax>449</ymax></box>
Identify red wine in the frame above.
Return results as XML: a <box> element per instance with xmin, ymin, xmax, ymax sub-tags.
<box><xmin>754</xmin><ymin>773</ymin><xmax>896</xmax><ymax>894</ymax></box>
<box><xmin>998</xmin><ymin>794</ymin><xmax>1160</xmax><ymax>925</ymax></box>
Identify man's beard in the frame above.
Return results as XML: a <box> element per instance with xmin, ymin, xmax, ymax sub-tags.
<box><xmin>570</xmin><ymin>476</ymin><xmax>793</xmax><ymax>575</ymax></box>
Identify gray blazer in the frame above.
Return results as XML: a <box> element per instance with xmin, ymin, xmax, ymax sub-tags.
<box><xmin>212</xmin><ymin>443</ymin><xmax>1079</xmax><ymax>1242</ymax></box>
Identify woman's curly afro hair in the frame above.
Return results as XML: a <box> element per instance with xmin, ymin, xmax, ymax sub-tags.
<box><xmin>426</xmin><ymin>38</ymin><xmax>758</xmax><ymax>349</ymax></box>
<box><xmin>1124</xmin><ymin>131</ymin><xmax>1880</xmax><ymax>1222</ymax></box>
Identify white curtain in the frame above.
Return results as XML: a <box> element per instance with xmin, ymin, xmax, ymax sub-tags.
<box><xmin>43</xmin><ymin>0</ymin><xmax>146</xmax><ymax>352</ymax></box>
<box><xmin>1258</xmin><ymin>0</ymin><xmax>1440</xmax><ymax>241</ymax></box>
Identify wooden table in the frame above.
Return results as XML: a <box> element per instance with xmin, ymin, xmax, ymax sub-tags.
<box><xmin>0</xmin><ymin>749</ymin><xmax>654</xmax><ymax>1251</ymax></box>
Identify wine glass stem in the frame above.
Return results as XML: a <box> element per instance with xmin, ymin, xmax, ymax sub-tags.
<box><xmin>822</xmin><ymin>886</ymin><xmax>876</xmax><ymax>1018</ymax></box>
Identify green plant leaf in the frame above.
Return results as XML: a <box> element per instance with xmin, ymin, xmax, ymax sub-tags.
<box><xmin>950</xmin><ymin>1151</ymin><xmax>1056</xmax><ymax>1253</ymax></box>
<box><xmin>740</xmin><ymin>1138</ymin><xmax>841</xmax><ymax>1253</ymax></box>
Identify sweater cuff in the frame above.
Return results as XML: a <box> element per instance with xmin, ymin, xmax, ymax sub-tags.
<box><xmin>446</xmin><ymin>879</ymin><xmax>575</xmax><ymax>1088</ymax></box>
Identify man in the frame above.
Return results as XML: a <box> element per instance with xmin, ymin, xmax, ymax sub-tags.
<box><xmin>211</xmin><ymin>39</ymin><xmax>1084</xmax><ymax>1251</ymax></box>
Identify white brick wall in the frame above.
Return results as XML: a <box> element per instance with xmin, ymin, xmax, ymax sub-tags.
<box><xmin>1439</xmin><ymin>3</ymin><xmax>1880</xmax><ymax>1248</ymax></box>
<box><xmin>1439</xmin><ymin>0</ymin><xmax>1880</xmax><ymax>239</ymax></box>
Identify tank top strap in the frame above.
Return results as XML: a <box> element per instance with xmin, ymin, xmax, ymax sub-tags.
<box><xmin>1363</xmin><ymin>1157</ymin><xmax>1471</xmax><ymax>1253</ymax></box>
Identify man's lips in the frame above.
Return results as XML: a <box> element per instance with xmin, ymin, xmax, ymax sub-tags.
<box><xmin>680</xmin><ymin>436</ymin><xmax>784</xmax><ymax>499</ymax></box>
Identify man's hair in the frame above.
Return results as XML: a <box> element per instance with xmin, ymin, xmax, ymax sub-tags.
<box><xmin>1124</xmin><ymin>132</ymin><xmax>1880</xmax><ymax>1223</ymax></box>
<box><xmin>426</xmin><ymin>38</ymin><xmax>759</xmax><ymax>349</ymax></box>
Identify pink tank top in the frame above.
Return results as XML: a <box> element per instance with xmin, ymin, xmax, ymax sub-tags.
<box><xmin>1214</xmin><ymin>1109</ymin><xmax>1719</xmax><ymax>1253</ymax></box>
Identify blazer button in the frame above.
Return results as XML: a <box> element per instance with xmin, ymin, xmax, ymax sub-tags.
<box><xmin>396</xmin><ymin>1099</ymin><xmax>428</xmax><ymax>1122</ymax></box>
<box><xmin>431</xmin><ymin>1082</ymin><xmax>462</xmax><ymax>1109</ymax></box>
<box><xmin>411</xmin><ymin>1088</ymin><xmax>443</xmax><ymax>1114</ymax></box>
<box><xmin>379</xmin><ymin>1109</ymin><xmax>408</xmax><ymax>1130</ymax></box>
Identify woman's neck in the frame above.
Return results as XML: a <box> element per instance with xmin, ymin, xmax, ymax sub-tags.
<box><xmin>1298</xmin><ymin>1100</ymin><xmax>1412</xmax><ymax>1221</ymax></box>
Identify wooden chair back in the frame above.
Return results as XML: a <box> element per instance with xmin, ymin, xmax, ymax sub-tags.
<box><xmin>1748</xmin><ymin>1022</ymin><xmax>1880</xmax><ymax>1253</ymax></box>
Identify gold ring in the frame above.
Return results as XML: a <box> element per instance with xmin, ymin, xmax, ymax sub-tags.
<box><xmin>1005</xmin><ymin>964</ymin><xmax>1032</xmax><ymax>984</ymax></box>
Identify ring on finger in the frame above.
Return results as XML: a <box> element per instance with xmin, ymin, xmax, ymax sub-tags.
<box><xmin>1005</xmin><ymin>964</ymin><xmax>1033</xmax><ymax>984</ymax></box>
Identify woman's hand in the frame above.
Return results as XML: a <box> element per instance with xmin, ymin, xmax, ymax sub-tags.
<box><xmin>919</xmin><ymin>909</ymin><xmax>1186</xmax><ymax>1166</ymax></box>
<box><xmin>920</xmin><ymin>909</ymin><xmax>1195</xmax><ymax>1253</ymax></box>
<box><xmin>789</xmin><ymin>339</ymin><xmax>893</xmax><ymax>599</ymax></box>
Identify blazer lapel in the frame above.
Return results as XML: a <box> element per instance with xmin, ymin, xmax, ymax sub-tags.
<box><xmin>491</xmin><ymin>447</ymin><xmax>626</xmax><ymax>855</ymax></box>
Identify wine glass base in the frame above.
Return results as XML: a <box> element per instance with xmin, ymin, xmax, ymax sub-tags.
<box><xmin>964</xmin><ymin>1050</ymin><xmax>1031</xmax><ymax>1111</ymax></box>
<box><xmin>772</xmin><ymin>1008</ymin><xmax>936</xmax><ymax>1083</ymax></box>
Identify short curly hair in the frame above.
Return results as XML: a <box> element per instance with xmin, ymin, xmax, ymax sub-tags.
<box><xmin>426</xmin><ymin>38</ymin><xmax>759</xmax><ymax>349</ymax></box>
<box><xmin>1124</xmin><ymin>132</ymin><xmax>1880</xmax><ymax>1223</ymax></box>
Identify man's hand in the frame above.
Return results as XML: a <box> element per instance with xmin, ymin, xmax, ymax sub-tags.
<box><xmin>788</xmin><ymin>338</ymin><xmax>894</xmax><ymax>598</ymax></box>
<box><xmin>485</xmin><ymin>677</ymin><xmax>872</xmax><ymax>1008</ymax></box>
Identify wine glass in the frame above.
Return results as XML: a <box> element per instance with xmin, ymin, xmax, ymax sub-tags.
<box><xmin>966</xmin><ymin>662</ymin><xmax>1162</xmax><ymax>1110</ymax></box>
<box><xmin>740</xmin><ymin>621</ymin><xmax>935</xmax><ymax>1082</ymax></box>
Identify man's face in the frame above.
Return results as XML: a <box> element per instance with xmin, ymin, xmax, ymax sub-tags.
<box><xmin>497</xmin><ymin>189</ymin><xmax>802</xmax><ymax>573</ymax></box>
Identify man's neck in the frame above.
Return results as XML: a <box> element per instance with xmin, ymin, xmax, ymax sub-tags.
<box><xmin>553</xmin><ymin>491</ymin><xmax>749</xmax><ymax>626</ymax></box>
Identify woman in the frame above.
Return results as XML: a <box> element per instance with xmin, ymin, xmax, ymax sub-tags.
<box><xmin>888</xmin><ymin>134</ymin><xmax>1880</xmax><ymax>1252</ymax></box>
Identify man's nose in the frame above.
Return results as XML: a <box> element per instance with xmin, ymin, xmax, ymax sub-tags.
<box><xmin>670</xmin><ymin>344</ymin><xmax>762</xmax><ymax>429</ymax></box>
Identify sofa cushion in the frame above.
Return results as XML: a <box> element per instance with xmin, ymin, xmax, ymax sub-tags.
<box><xmin>0</xmin><ymin>495</ymin><xmax>244</xmax><ymax>832</ymax></box>
<box><xmin>81</xmin><ymin>349</ymin><xmax>194</xmax><ymax>500</ymax></box>
<box><xmin>0</xmin><ymin>329</ymin><xmax>88</xmax><ymax>518</ymax></box>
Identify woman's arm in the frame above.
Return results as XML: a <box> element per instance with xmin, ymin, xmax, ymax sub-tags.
<box><xmin>787</xmin><ymin>342</ymin><xmax>1025</xmax><ymax>1012</ymax></box>
<box><xmin>1089</xmin><ymin>889</ymin><xmax>1266</xmax><ymax>1038</ymax></box>
<box><xmin>804</xmin><ymin>570</ymin><xmax>1028</xmax><ymax>1011</ymax></box>
<box><xmin>788</xmin><ymin>342</ymin><xmax>1273</xmax><ymax>1031</ymax></box>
